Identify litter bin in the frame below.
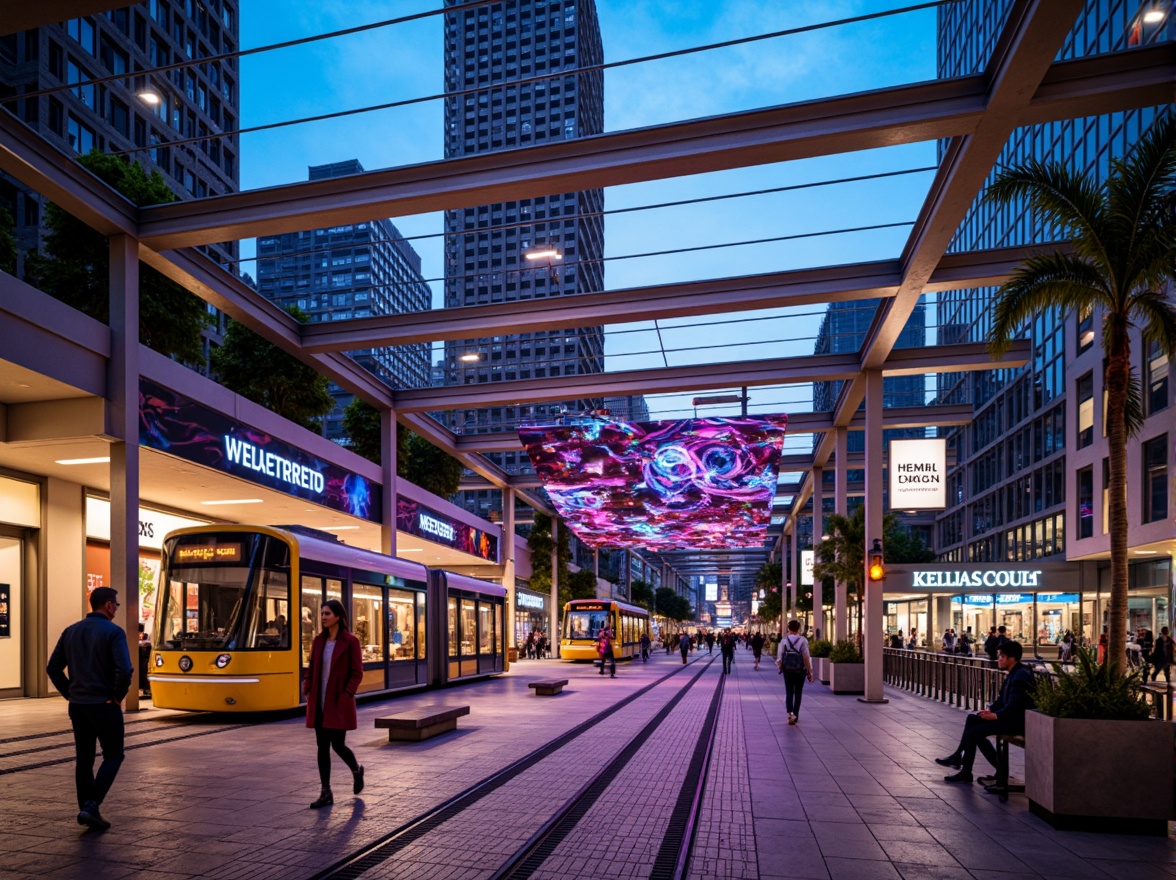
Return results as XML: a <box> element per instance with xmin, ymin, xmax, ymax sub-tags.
<box><xmin>508</xmin><ymin>646</ymin><xmax>519</xmax><ymax>663</ymax></box>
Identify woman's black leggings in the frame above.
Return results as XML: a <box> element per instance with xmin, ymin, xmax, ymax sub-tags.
<box><xmin>315</xmin><ymin>725</ymin><xmax>358</xmax><ymax>787</ymax></box>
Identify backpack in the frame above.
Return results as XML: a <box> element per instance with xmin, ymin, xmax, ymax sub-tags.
<box><xmin>781</xmin><ymin>636</ymin><xmax>804</xmax><ymax>671</ymax></box>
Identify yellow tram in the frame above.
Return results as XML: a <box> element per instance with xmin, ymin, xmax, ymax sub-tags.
<box><xmin>560</xmin><ymin>598</ymin><xmax>651</xmax><ymax>661</ymax></box>
<box><xmin>149</xmin><ymin>525</ymin><xmax>506</xmax><ymax>712</ymax></box>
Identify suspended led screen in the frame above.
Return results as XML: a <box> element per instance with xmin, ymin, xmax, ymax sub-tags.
<box><xmin>518</xmin><ymin>415</ymin><xmax>788</xmax><ymax>550</ymax></box>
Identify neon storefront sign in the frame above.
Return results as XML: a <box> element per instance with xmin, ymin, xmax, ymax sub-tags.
<box><xmin>913</xmin><ymin>569</ymin><xmax>1044</xmax><ymax>588</ymax></box>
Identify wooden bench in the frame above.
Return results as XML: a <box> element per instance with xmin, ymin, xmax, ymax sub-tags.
<box><xmin>992</xmin><ymin>734</ymin><xmax>1026</xmax><ymax>802</ymax></box>
<box><xmin>528</xmin><ymin>678</ymin><xmax>569</xmax><ymax>696</ymax></box>
<box><xmin>374</xmin><ymin>704</ymin><xmax>470</xmax><ymax>742</ymax></box>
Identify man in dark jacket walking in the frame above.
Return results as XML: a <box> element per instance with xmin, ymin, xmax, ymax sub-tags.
<box><xmin>936</xmin><ymin>640</ymin><xmax>1034</xmax><ymax>786</ymax></box>
<box><xmin>719</xmin><ymin>629</ymin><xmax>737</xmax><ymax>674</ymax></box>
<box><xmin>46</xmin><ymin>587</ymin><xmax>133</xmax><ymax>831</ymax></box>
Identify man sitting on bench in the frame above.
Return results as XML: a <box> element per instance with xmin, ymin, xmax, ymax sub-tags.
<box><xmin>935</xmin><ymin>640</ymin><xmax>1035</xmax><ymax>785</ymax></box>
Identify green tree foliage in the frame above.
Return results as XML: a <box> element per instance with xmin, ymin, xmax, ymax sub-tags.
<box><xmin>828</xmin><ymin>639</ymin><xmax>862</xmax><ymax>664</ymax></box>
<box><xmin>24</xmin><ymin>152</ymin><xmax>209</xmax><ymax>363</ymax></box>
<box><xmin>211</xmin><ymin>304</ymin><xmax>333</xmax><ymax>431</ymax></box>
<box><xmin>986</xmin><ymin>119</ymin><xmax>1176</xmax><ymax>674</ymax></box>
<box><xmin>563</xmin><ymin>568</ymin><xmax>600</xmax><ymax>608</ymax></box>
<box><xmin>655</xmin><ymin>587</ymin><xmax>693</xmax><ymax>621</ymax></box>
<box><xmin>629</xmin><ymin>578</ymin><xmax>654</xmax><ymax>612</ymax></box>
<box><xmin>341</xmin><ymin>399</ymin><xmax>463</xmax><ymax>498</ymax></box>
<box><xmin>756</xmin><ymin>587</ymin><xmax>782</xmax><ymax>624</ymax></box>
<box><xmin>884</xmin><ymin>525</ymin><xmax>937</xmax><ymax>563</ymax></box>
<box><xmin>527</xmin><ymin>513</ymin><xmax>571</xmax><ymax>600</ymax></box>
<box><xmin>0</xmin><ymin>207</ymin><xmax>16</xmax><ymax>275</ymax></box>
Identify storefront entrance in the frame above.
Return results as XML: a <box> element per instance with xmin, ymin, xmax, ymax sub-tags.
<box><xmin>0</xmin><ymin>534</ymin><xmax>23</xmax><ymax>696</ymax></box>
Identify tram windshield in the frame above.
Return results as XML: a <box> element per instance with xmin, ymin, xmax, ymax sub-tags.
<box><xmin>157</xmin><ymin>532</ymin><xmax>291</xmax><ymax>651</ymax></box>
<box><xmin>564</xmin><ymin>609</ymin><xmax>611</xmax><ymax>641</ymax></box>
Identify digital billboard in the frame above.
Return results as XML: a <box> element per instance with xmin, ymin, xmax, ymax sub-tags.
<box><xmin>519</xmin><ymin>415</ymin><xmax>788</xmax><ymax>550</ymax></box>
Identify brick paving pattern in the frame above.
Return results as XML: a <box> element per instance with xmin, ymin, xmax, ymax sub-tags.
<box><xmin>3</xmin><ymin>650</ymin><xmax>1174</xmax><ymax>880</ymax></box>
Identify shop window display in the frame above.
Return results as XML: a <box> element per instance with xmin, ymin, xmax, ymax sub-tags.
<box><xmin>352</xmin><ymin>583</ymin><xmax>385</xmax><ymax>663</ymax></box>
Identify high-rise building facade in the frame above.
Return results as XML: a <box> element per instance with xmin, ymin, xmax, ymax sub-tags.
<box><xmin>256</xmin><ymin>159</ymin><xmax>432</xmax><ymax>441</ymax></box>
<box><xmin>813</xmin><ymin>300</ymin><xmax>928</xmax><ymax>453</ymax></box>
<box><xmin>442</xmin><ymin>0</ymin><xmax>606</xmax><ymax>516</ymax></box>
<box><xmin>934</xmin><ymin>1</ymin><xmax>1172</xmax><ymax>610</ymax></box>
<box><xmin>0</xmin><ymin>0</ymin><xmax>240</xmax><ymax>272</ymax></box>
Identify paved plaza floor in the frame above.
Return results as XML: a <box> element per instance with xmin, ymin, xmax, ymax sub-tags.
<box><xmin>2</xmin><ymin>648</ymin><xmax>1173</xmax><ymax>880</ymax></box>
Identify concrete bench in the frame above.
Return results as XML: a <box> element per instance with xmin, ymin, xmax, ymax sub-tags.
<box><xmin>528</xmin><ymin>678</ymin><xmax>569</xmax><ymax>696</ymax></box>
<box><xmin>992</xmin><ymin>734</ymin><xmax>1026</xmax><ymax>801</ymax></box>
<box><xmin>375</xmin><ymin>704</ymin><xmax>470</xmax><ymax>742</ymax></box>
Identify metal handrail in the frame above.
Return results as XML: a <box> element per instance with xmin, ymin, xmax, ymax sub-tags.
<box><xmin>882</xmin><ymin>648</ymin><xmax>1172</xmax><ymax>721</ymax></box>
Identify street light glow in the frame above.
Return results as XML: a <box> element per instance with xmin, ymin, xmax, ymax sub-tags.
<box><xmin>524</xmin><ymin>246</ymin><xmax>561</xmax><ymax>260</ymax></box>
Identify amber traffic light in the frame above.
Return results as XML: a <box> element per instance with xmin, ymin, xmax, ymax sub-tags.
<box><xmin>868</xmin><ymin>538</ymin><xmax>884</xmax><ymax>581</ymax></box>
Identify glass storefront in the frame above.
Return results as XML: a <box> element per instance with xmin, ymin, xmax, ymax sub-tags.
<box><xmin>515</xmin><ymin>587</ymin><xmax>548</xmax><ymax>647</ymax></box>
<box><xmin>884</xmin><ymin>597</ymin><xmax>928</xmax><ymax>647</ymax></box>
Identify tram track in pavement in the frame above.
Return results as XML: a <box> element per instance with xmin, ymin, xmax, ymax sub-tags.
<box><xmin>0</xmin><ymin>712</ymin><xmax>255</xmax><ymax>775</ymax></box>
<box><xmin>309</xmin><ymin>652</ymin><xmax>724</xmax><ymax>880</ymax></box>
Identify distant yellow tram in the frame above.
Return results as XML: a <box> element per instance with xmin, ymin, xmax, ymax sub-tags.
<box><xmin>560</xmin><ymin>598</ymin><xmax>650</xmax><ymax>661</ymax></box>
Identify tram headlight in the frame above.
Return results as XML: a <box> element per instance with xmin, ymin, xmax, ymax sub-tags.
<box><xmin>154</xmin><ymin>653</ymin><xmax>163</xmax><ymax>667</ymax></box>
<box><xmin>215</xmin><ymin>653</ymin><xmax>232</xmax><ymax>669</ymax></box>
<box><xmin>178</xmin><ymin>655</ymin><xmax>193</xmax><ymax>672</ymax></box>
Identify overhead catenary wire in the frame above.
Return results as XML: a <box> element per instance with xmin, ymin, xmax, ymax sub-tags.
<box><xmin>31</xmin><ymin>1</ymin><xmax>955</xmax><ymax>159</ymax></box>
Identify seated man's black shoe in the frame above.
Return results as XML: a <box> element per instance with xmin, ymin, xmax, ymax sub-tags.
<box><xmin>983</xmin><ymin>783</ymin><xmax>1009</xmax><ymax>796</ymax></box>
<box><xmin>943</xmin><ymin>770</ymin><xmax>973</xmax><ymax>783</ymax></box>
<box><xmin>77</xmin><ymin>801</ymin><xmax>111</xmax><ymax>831</ymax></box>
<box><xmin>934</xmin><ymin>755</ymin><xmax>962</xmax><ymax>768</ymax></box>
<box><xmin>976</xmin><ymin>775</ymin><xmax>998</xmax><ymax>786</ymax></box>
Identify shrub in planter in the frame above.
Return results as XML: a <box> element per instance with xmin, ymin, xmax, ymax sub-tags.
<box><xmin>1025</xmin><ymin>649</ymin><xmax>1172</xmax><ymax>834</ymax></box>
<box><xmin>809</xmin><ymin>639</ymin><xmax>833</xmax><ymax>684</ymax></box>
<box><xmin>827</xmin><ymin>639</ymin><xmax>864</xmax><ymax>694</ymax></box>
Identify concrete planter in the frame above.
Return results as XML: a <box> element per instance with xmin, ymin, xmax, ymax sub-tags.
<box><xmin>1025</xmin><ymin>710</ymin><xmax>1174</xmax><ymax>835</ymax></box>
<box><xmin>813</xmin><ymin>657</ymin><xmax>830</xmax><ymax>684</ymax></box>
<box><xmin>828</xmin><ymin>661</ymin><xmax>864</xmax><ymax>694</ymax></box>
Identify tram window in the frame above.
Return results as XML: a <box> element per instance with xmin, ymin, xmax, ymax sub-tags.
<box><xmin>461</xmin><ymin>599</ymin><xmax>477</xmax><ymax>655</ymax></box>
<box><xmin>416</xmin><ymin>591</ymin><xmax>427</xmax><ymax>660</ymax></box>
<box><xmin>387</xmin><ymin>588</ymin><xmax>416</xmax><ymax>660</ymax></box>
<box><xmin>567</xmin><ymin>609</ymin><xmax>608</xmax><ymax>640</ymax></box>
<box><xmin>157</xmin><ymin>566</ymin><xmax>246</xmax><ymax>650</ymax></box>
<box><xmin>252</xmin><ymin>571</ymin><xmax>290</xmax><ymax>649</ymax></box>
<box><xmin>448</xmin><ymin>597</ymin><xmax>458</xmax><ymax>656</ymax></box>
<box><xmin>478</xmin><ymin>602</ymin><xmax>493</xmax><ymax>653</ymax></box>
<box><xmin>353</xmin><ymin>583</ymin><xmax>384</xmax><ymax>663</ymax></box>
<box><xmin>300</xmin><ymin>576</ymin><xmax>322</xmax><ymax>666</ymax></box>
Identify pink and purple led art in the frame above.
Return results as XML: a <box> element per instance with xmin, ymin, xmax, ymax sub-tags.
<box><xmin>518</xmin><ymin>415</ymin><xmax>788</xmax><ymax>550</ymax></box>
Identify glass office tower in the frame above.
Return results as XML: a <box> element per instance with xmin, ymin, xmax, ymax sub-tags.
<box><xmin>442</xmin><ymin>0</ymin><xmax>606</xmax><ymax>518</ymax></box>
<box><xmin>256</xmin><ymin>160</ymin><xmax>432</xmax><ymax>441</ymax></box>
<box><xmin>933</xmin><ymin>0</ymin><xmax>1172</xmax><ymax>638</ymax></box>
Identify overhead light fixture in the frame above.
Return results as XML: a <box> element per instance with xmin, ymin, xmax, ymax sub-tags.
<box><xmin>1143</xmin><ymin>8</ymin><xmax>1166</xmax><ymax>23</ymax></box>
<box><xmin>1134</xmin><ymin>549</ymin><xmax>1158</xmax><ymax>555</ymax></box>
<box><xmin>199</xmin><ymin>498</ymin><xmax>263</xmax><ymax>506</ymax></box>
<box><xmin>321</xmin><ymin>525</ymin><xmax>360</xmax><ymax>531</ymax></box>
<box><xmin>691</xmin><ymin>394</ymin><xmax>746</xmax><ymax>407</ymax></box>
<box><xmin>399</xmin><ymin>548</ymin><xmax>424</xmax><ymax>553</ymax></box>
<box><xmin>56</xmin><ymin>456</ymin><xmax>111</xmax><ymax>465</ymax></box>
<box><xmin>136</xmin><ymin>87</ymin><xmax>161</xmax><ymax>106</ymax></box>
<box><xmin>524</xmin><ymin>245</ymin><xmax>561</xmax><ymax>260</ymax></box>
<box><xmin>459</xmin><ymin>353</ymin><xmax>482</xmax><ymax>362</ymax></box>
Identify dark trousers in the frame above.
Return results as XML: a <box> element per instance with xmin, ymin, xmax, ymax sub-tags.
<box><xmin>680</xmin><ymin>647</ymin><xmax>688</xmax><ymax>664</ymax></box>
<box><xmin>315</xmin><ymin>724</ymin><xmax>358</xmax><ymax>788</ymax></box>
<box><xmin>599</xmin><ymin>649</ymin><xmax>615</xmax><ymax>676</ymax></box>
<box><xmin>722</xmin><ymin>651</ymin><xmax>734</xmax><ymax>673</ymax></box>
<box><xmin>69</xmin><ymin>702</ymin><xmax>125</xmax><ymax>809</ymax></box>
<box><xmin>783</xmin><ymin>669</ymin><xmax>806</xmax><ymax>717</ymax></box>
<box><xmin>954</xmin><ymin>714</ymin><xmax>1012</xmax><ymax>772</ymax></box>
<box><xmin>1152</xmin><ymin>663</ymin><xmax>1171</xmax><ymax>683</ymax></box>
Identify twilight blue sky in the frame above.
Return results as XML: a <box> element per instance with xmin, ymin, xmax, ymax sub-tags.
<box><xmin>236</xmin><ymin>1</ymin><xmax>948</xmax><ymax>432</ymax></box>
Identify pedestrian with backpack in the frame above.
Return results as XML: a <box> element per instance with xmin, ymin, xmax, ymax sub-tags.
<box><xmin>775</xmin><ymin>619</ymin><xmax>814</xmax><ymax>725</ymax></box>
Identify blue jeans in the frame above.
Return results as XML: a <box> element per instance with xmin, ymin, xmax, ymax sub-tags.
<box><xmin>783</xmin><ymin>669</ymin><xmax>806</xmax><ymax>718</ymax></box>
<box><xmin>69</xmin><ymin>701</ymin><xmax>124</xmax><ymax>809</ymax></box>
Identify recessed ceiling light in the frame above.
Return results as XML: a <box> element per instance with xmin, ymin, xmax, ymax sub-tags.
<box><xmin>399</xmin><ymin>548</ymin><xmax>424</xmax><ymax>553</ymax></box>
<box><xmin>200</xmin><ymin>498</ymin><xmax>264</xmax><ymax>505</ymax></box>
<box><xmin>1134</xmin><ymin>549</ymin><xmax>1158</xmax><ymax>555</ymax></box>
<box><xmin>321</xmin><ymin>525</ymin><xmax>360</xmax><ymax>531</ymax></box>
<box><xmin>1143</xmin><ymin>9</ymin><xmax>1166</xmax><ymax>23</ymax></box>
<box><xmin>56</xmin><ymin>457</ymin><xmax>111</xmax><ymax>465</ymax></box>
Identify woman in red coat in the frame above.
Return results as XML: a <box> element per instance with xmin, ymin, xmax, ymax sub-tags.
<box><xmin>303</xmin><ymin>598</ymin><xmax>364</xmax><ymax>808</ymax></box>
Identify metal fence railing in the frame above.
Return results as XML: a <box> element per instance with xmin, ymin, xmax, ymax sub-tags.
<box><xmin>882</xmin><ymin>648</ymin><xmax>1172</xmax><ymax>721</ymax></box>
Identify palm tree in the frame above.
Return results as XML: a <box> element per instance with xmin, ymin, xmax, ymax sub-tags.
<box><xmin>986</xmin><ymin>117</ymin><xmax>1176</xmax><ymax>675</ymax></box>
<box><xmin>812</xmin><ymin>506</ymin><xmax>900</xmax><ymax>649</ymax></box>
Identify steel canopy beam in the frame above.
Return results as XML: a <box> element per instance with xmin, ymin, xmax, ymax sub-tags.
<box><xmin>134</xmin><ymin>45</ymin><xmax>1171</xmax><ymax>250</ymax></box>
<box><xmin>392</xmin><ymin>342</ymin><xmax>1026</xmax><ymax>414</ymax></box>
<box><xmin>300</xmin><ymin>245</ymin><xmax>1056</xmax><ymax>353</ymax></box>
